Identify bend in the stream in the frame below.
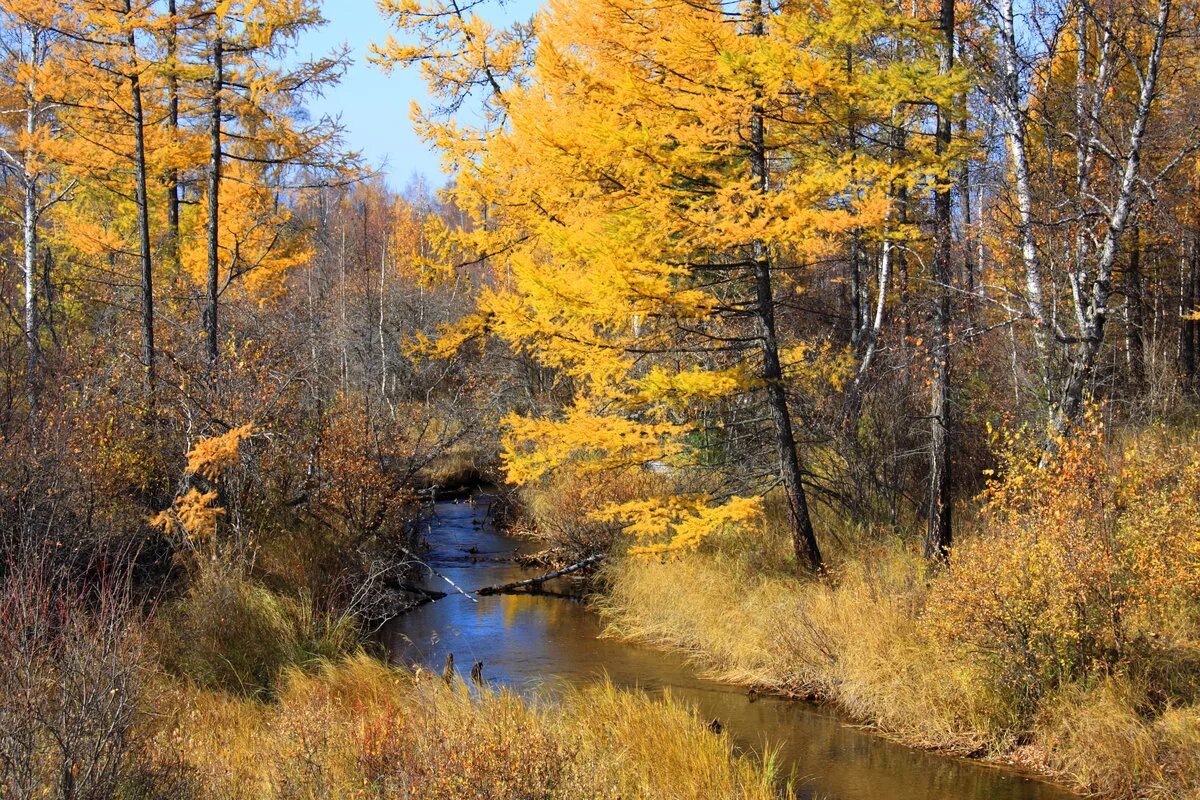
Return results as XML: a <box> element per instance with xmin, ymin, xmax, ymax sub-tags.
<box><xmin>380</xmin><ymin>494</ymin><xmax>1074</xmax><ymax>800</ymax></box>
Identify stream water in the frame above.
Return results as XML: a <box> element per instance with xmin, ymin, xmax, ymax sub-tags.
<box><xmin>380</xmin><ymin>495</ymin><xmax>1074</xmax><ymax>800</ymax></box>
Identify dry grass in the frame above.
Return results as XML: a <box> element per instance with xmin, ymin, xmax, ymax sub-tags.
<box><xmin>151</xmin><ymin>563</ymin><xmax>358</xmax><ymax>696</ymax></box>
<box><xmin>599</xmin><ymin>542</ymin><xmax>1008</xmax><ymax>752</ymax></box>
<box><xmin>418</xmin><ymin>446</ymin><xmax>485</xmax><ymax>491</ymax></box>
<box><xmin>598</xmin><ymin>503</ymin><xmax>1200</xmax><ymax>798</ymax></box>
<box><xmin>143</xmin><ymin>654</ymin><xmax>789</xmax><ymax>800</ymax></box>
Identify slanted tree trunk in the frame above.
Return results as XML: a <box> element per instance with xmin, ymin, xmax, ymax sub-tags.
<box><xmin>749</xmin><ymin>0</ymin><xmax>822</xmax><ymax>573</ymax></box>
<box><xmin>126</xmin><ymin>6</ymin><xmax>155</xmax><ymax>400</ymax></box>
<box><xmin>205</xmin><ymin>34</ymin><xmax>223</xmax><ymax>366</ymax></box>
<box><xmin>925</xmin><ymin>0</ymin><xmax>955</xmax><ymax>560</ymax></box>
<box><xmin>1053</xmin><ymin>0</ymin><xmax>1170</xmax><ymax>432</ymax></box>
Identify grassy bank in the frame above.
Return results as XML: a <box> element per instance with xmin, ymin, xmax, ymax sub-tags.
<box><xmin>599</xmin><ymin>548</ymin><xmax>1199</xmax><ymax>798</ymax></box>
<box><xmin>142</xmin><ymin>655</ymin><xmax>788</xmax><ymax>800</ymax></box>
<box><xmin>520</xmin><ymin>426</ymin><xmax>1200</xmax><ymax>799</ymax></box>
<box><xmin>0</xmin><ymin>551</ymin><xmax>791</xmax><ymax>799</ymax></box>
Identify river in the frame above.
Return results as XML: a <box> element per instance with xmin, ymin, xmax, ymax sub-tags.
<box><xmin>380</xmin><ymin>494</ymin><xmax>1073</xmax><ymax>800</ymax></box>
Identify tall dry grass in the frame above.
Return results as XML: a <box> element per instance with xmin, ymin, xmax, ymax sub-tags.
<box><xmin>144</xmin><ymin>654</ymin><xmax>790</xmax><ymax>800</ymax></box>
<box><xmin>599</xmin><ymin>541</ymin><xmax>1008</xmax><ymax>752</ymax></box>
<box><xmin>597</xmin><ymin>427</ymin><xmax>1200</xmax><ymax>798</ymax></box>
<box><xmin>151</xmin><ymin>563</ymin><xmax>358</xmax><ymax>696</ymax></box>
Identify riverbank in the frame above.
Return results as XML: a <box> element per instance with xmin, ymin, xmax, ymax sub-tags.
<box><xmin>143</xmin><ymin>655</ymin><xmax>786</xmax><ymax>800</ymax></box>
<box><xmin>2</xmin><ymin>550</ymin><xmax>786</xmax><ymax>800</ymax></box>
<box><xmin>384</xmin><ymin>495</ymin><xmax>1071</xmax><ymax>800</ymax></box>
<box><xmin>517</xmin><ymin>428</ymin><xmax>1200</xmax><ymax>800</ymax></box>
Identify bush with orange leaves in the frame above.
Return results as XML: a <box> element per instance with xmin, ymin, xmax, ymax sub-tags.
<box><xmin>928</xmin><ymin>414</ymin><xmax>1200</xmax><ymax>707</ymax></box>
<box><xmin>312</xmin><ymin>400</ymin><xmax>420</xmax><ymax>539</ymax></box>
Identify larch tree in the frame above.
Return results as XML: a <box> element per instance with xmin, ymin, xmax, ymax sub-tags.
<box><xmin>926</xmin><ymin>0</ymin><xmax>957</xmax><ymax>559</ymax></box>
<box><xmin>48</xmin><ymin>0</ymin><xmax>171</xmax><ymax>400</ymax></box>
<box><xmin>179</xmin><ymin>0</ymin><xmax>358</xmax><ymax>365</ymax></box>
<box><xmin>382</xmin><ymin>0</ymin><xmax>962</xmax><ymax>568</ymax></box>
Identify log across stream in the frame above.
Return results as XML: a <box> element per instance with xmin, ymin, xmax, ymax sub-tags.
<box><xmin>379</xmin><ymin>494</ymin><xmax>1074</xmax><ymax>800</ymax></box>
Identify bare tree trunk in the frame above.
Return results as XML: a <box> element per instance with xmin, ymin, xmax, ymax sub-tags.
<box><xmin>22</xmin><ymin>129</ymin><xmax>38</xmax><ymax>409</ymax></box>
<box><xmin>1182</xmin><ymin>237</ymin><xmax>1196</xmax><ymax>391</ymax></box>
<box><xmin>1053</xmin><ymin>0</ymin><xmax>1170</xmax><ymax>431</ymax></box>
<box><xmin>926</xmin><ymin>0</ymin><xmax>954</xmax><ymax>560</ymax></box>
<box><xmin>166</xmin><ymin>0</ymin><xmax>180</xmax><ymax>265</ymax></box>
<box><xmin>205</xmin><ymin>35</ymin><xmax>223</xmax><ymax>366</ymax></box>
<box><xmin>897</xmin><ymin>181</ymin><xmax>910</xmax><ymax>346</ymax></box>
<box><xmin>1125</xmin><ymin>225</ymin><xmax>1146</xmax><ymax>390</ymax></box>
<box><xmin>995</xmin><ymin>0</ymin><xmax>1052</xmax><ymax>396</ymax></box>
<box><xmin>749</xmin><ymin>1</ymin><xmax>822</xmax><ymax>573</ymax></box>
<box><xmin>339</xmin><ymin>226</ymin><xmax>348</xmax><ymax>393</ymax></box>
<box><xmin>126</xmin><ymin>8</ymin><xmax>155</xmax><ymax>400</ymax></box>
<box><xmin>20</xmin><ymin>35</ymin><xmax>42</xmax><ymax>412</ymax></box>
<box><xmin>846</xmin><ymin>46</ymin><xmax>866</xmax><ymax>349</ymax></box>
<box><xmin>380</xmin><ymin>242</ymin><xmax>388</xmax><ymax>399</ymax></box>
<box><xmin>958</xmin><ymin>108</ymin><xmax>978</xmax><ymax>315</ymax></box>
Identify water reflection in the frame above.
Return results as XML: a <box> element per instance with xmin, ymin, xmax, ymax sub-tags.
<box><xmin>380</xmin><ymin>496</ymin><xmax>1073</xmax><ymax>800</ymax></box>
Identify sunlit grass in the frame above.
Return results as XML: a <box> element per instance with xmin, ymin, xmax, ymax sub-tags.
<box><xmin>144</xmin><ymin>654</ymin><xmax>790</xmax><ymax>800</ymax></box>
<box><xmin>597</xmin><ymin>451</ymin><xmax>1200</xmax><ymax>799</ymax></box>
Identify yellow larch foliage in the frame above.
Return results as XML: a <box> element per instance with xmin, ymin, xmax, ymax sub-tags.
<box><xmin>151</xmin><ymin>488</ymin><xmax>224</xmax><ymax>541</ymax></box>
<box><xmin>383</xmin><ymin>0</ymin><xmax>964</xmax><ymax>548</ymax></box>
<box><xmin>186</xmin><ymin>423</ymin><xmax>254</xmax><ymax>481</ymax></box>
<box><xmin>594</xmin><ymin>494</ymin><xmax>764</xmax><ymax>554</ymax></box>
<box><xmin>502</xmin><ymin>403</ymin><xmax>684</xmax><ymax>486</ymax></box>
<box><xmin>181</xmin><ymin>164</ymin><xmax>313</xmax><ymax>304</ymax></box>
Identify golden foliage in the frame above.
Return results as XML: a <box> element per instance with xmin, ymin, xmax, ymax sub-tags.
<box><xmin>185</xmin><ymin>423</ymin><xmax>255</xmax><ymax>481</ymax></box>
<box><xmin>381</xmin><ymin>0</ymin><xmax>966</xmax><ymax>551</ymax></box>
<box><xmin>151</xmin><ymin>488</ymin><xmax>224</xmax><ymax>542</ymax></box>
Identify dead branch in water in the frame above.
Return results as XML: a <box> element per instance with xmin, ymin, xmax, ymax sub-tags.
<box><xmin>475</xmin><ymin>553</ymin><xmax>606</xmax><ymax>596</ymax></box>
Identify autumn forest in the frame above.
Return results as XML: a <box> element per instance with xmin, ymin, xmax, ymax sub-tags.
<box><xmin>0</xmin><ymin>0</ymin><xmax>1199</xmax><ymax>797</ymax></box>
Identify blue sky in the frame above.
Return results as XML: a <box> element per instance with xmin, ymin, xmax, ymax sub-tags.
<box><xmin>296</xmin><ymin>0</ymin><xmax>542</xmax><ymax>188</ymax></box>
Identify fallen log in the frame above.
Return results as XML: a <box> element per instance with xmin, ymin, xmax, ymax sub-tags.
<box><xmin>475</xmin><ymin>553</ymin><xmax>606</xmax><ymax>596</ymax></box>
<box><xmin>395</xmin><ymin>582</ymin><xmax>447</xmax><ymax>602</ymax></box>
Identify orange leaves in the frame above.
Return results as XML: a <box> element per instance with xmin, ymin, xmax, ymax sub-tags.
<box><xmin>186</xmin><ymin>423</ymin><xmax>255</xmax><ymax>481</ymax></box>
<box><xmin>928</xmin><ymin>416</ymin><xmax>1200</xmax><ymax>696</ymax></box>
<box><xmin>181</xmin><ymin>162</ymin><xmax>313</xmax><ymax>303</ymax></box>
<box><xmin>153</xmin><ymin>423</ymin><xmax>252</xmax><ymax>544</ymax></box>
<box><xmin>152</xmin><ymin>488</ymin><xmax>224</xmax><ymax>542</ymax></box>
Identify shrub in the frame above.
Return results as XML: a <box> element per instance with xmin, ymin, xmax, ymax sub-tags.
<box><xmin>927</xmin><ymin>420</ymin><xmax>1200</xmax><ymax>708</ymax></box>
<box><xmin>0</xmin><ymin>559</ymin><xmax>148</xmax><ymax>800</ymax></box>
